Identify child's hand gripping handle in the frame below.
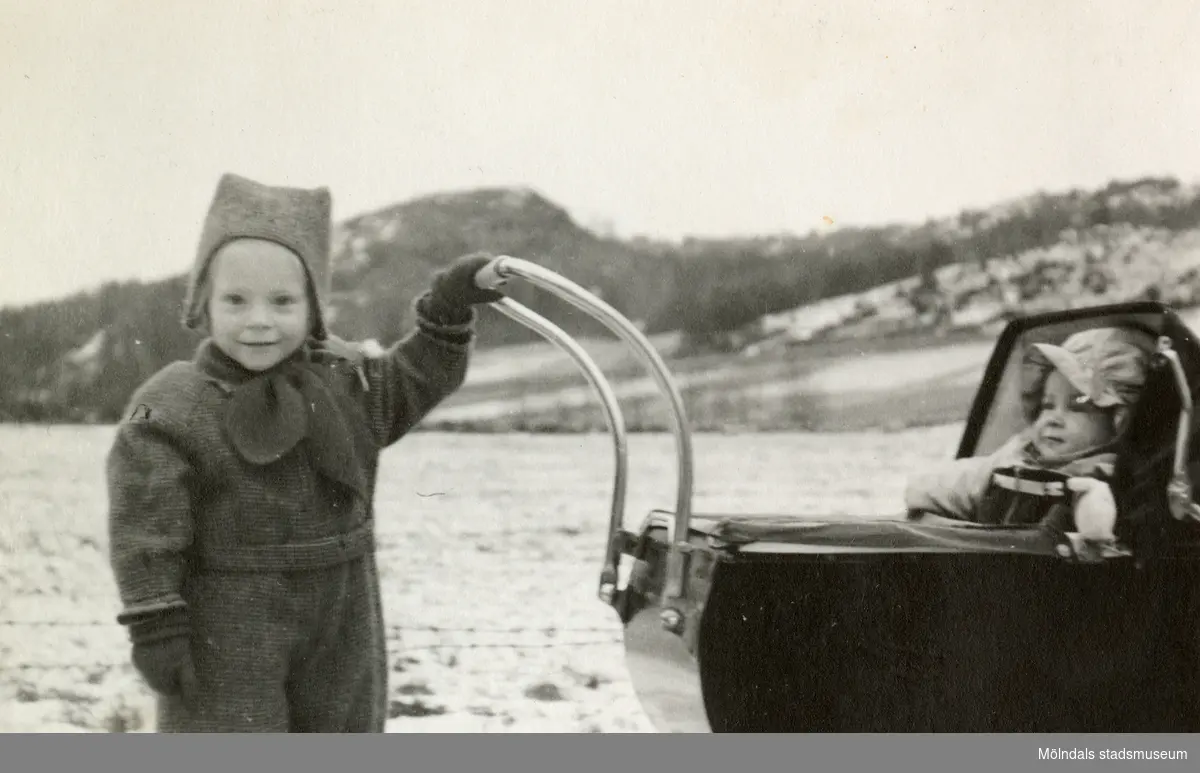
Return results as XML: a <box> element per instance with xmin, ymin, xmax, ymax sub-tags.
<box><xmin>473</xmin><ymin>255</ymin><xmax>511</xmax><ymax>293</ymax></box>
<box><xmin>431</xmin><ymin>253</ymin><xmax>507</xmax><ymax>307</ymax></box>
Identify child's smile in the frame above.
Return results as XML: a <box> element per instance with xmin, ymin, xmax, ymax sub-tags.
<box><xmin>206</xmin><ymin>238</ymin><xmax>312</xmax><ymax>371</ymax></box>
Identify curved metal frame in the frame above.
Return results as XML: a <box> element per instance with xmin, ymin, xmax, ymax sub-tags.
<box><xmin>1157</xmin><ymin>336</ymin><xmax>1200</xmax><ymax>523</ymax></box>
<box><xmin>486</xmin><ymin>296</ymin><xmax>630</xmax><ymax>600</ymax></box>
<box><xmin>476</xmin><ymin>256</ymin><xmax>696</xmax><ymax>614</ymax></box>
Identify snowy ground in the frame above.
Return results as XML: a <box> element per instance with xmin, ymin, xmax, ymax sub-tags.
<box><xmin>0</xmin><ymin>423</ymin><xmax>961</xmax><ymax>733</ymax></box>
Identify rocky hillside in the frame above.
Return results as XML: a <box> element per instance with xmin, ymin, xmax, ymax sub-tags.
<box><xmin>324</xmin><ymin>187</ymin><xmax>675</xmax><ymax>346</ymax></box>
<box><xmin>3</xmin><ymin>175</ymin><xmax>1199</xmax><ymax>424</ymax></box>
<box><xmin>744</xmin><ymin>222</ymin><xmax>1200</xmax><ymax>355</ymax></box>
<box><xmin>421</xmin><ymin>220</ymin><xmax>1200</xmax><ymax>434</ymax></box>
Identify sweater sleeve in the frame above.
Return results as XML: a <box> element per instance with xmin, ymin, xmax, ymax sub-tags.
<box><xmin>904</xmin><ymin>432</ymin><xmax>1029</xmax><ymax>521</ymax></box>
<box><xmin>360</xmin><ymin>291</ymin><xmax>475</xmax><ymax>448</ymax></box>
<box><xmin>106</xmin><ymin>405</ymin><xmax>197</xmax><ymax>619</ymax></box>
<box><xmin>903</xmin><ymin>455</ymin><xmax>997</xmax><ymax>520</ymax></box>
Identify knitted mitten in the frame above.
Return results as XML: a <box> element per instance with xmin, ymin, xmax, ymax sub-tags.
<box><xmin>430</xmin><ymin>252</ymin><xmax>506</xmax><ymax>310</ymax></box>
<box><xmin>119</xmin><ymin>604</ymin><xmax>196</xmax><ymax>702</ymax></box>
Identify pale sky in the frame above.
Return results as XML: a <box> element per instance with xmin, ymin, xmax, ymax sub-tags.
<box><xmin>2</xmin><ymin>0</ymin><xmax>1199</xmax><ymax>310</ymax></box>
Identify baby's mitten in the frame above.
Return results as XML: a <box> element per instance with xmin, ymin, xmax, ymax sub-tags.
<box><xmin>1066</xmin><ymin>477</ymin><xmax>1117</xmax><ymax>542</ymax></box>
<box><xmin>430</xmin><ymin>252</ymin><xmax>506</xmax><ymax>309</ymax></box>
<box><xmin>120</xmin><ymin>604</ymin><xmax>196</xmax><ymax>703</ymax></box>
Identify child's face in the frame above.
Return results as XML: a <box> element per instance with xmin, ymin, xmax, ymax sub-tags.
<box><xmin>1031</xmin><ymin>371</ymin><xmax>1116</xmax><ymax>457</ymax></box>
<box><xmin>207</xmin><ymin>239</ymin><xmax>312</xmax><ymax>371</ymax></box>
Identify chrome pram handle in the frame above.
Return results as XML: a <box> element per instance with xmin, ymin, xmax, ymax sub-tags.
<box><xmin>474</xmin><ymin>256</ymin><xmax>697</xmax><ymax>614</ymax></box>
<box><xmin>1156</xmin><ymin>337</ymin><xmax>1200</xmax><ymax>523</ymax></box>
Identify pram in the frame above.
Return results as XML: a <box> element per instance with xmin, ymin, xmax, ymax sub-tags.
<box><xmin>473</xmin><ymin>256</ymin><xmax>1200</xmax><ymax>733</ymax></box>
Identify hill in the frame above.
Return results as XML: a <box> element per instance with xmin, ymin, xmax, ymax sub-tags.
<box><xmin>420</xmin><ymin>218</ymin><xmax>1200</xmax><ymax>434</ymax></box>
<box><xmin>3</xmin><ymin>176</ymin><xmax>1199</xmax><ymax>426</ymax></box>
<box><xmin>324</xmin><ymin>187</ymin><xmax>675</xmax><ymax>347</ymax></box>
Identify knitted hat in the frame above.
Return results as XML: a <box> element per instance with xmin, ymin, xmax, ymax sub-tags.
<box><xmin>182</xmin><ymin>173</ymin><xmax>334</xmax><ymax>339</ymax></box>
<box><xmin>1022</xmin><ymin>326</ymin><xmax>1158</xmax><ymax>431</ymax></box>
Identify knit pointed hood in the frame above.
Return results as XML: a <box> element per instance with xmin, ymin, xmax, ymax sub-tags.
<box><xmin>182</xmin><ymin>173</ymin><xmax>334</xmax><ymax>340</ymax></box>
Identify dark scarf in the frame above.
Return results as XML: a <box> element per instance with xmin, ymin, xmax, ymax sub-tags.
<box><xmin>195</xmin><ymin>339</ymin><xmax>367</xmax><ymax>501</ymax></box>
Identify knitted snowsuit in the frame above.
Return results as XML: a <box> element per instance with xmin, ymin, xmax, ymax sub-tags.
<box><xmin>105</xmin><ymin>173</ymin><xmax>482</xmax><ymax>732</ymax></box>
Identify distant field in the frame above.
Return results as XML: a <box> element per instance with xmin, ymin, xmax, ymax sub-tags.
<box><xmin>0</xmin><ymin>423</ymin><xmax>961</xmax><ymax>732</ymax></box>
<box><xmin>429</xmin><ymin>304</ymin><xmax>1200</xmax><ymax>433</ymax></box>
<box><xmin>427</xmin><ymin>326</ymin><xmax>995</xmax><ymax>432</ymax></box>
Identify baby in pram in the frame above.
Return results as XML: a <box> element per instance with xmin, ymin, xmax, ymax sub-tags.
<box><xmin>905</xmin><ymin>326</ymin><xmax>1158</xmax><ymax>542</ymax></box>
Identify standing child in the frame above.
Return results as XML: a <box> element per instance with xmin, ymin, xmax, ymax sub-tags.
<box><xmin>105</xmin><ymin>173</ymin><xmax>503</xmax><ymax>732</ymax></box>
<box><xmin>904</xmin><ymin>326</ymin><xmax>1156</xmax><ymax>541</ymax></box>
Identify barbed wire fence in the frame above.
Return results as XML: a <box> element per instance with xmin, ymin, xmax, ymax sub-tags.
<box><xmin>0</xmin><ymin>616</ymin><xmax>642</xmax><ymax>734</ymax></box>
<box><xmin>0</xmin><ymin>618</ymin><xmax>625</xmax><ymax>673</ymax></box>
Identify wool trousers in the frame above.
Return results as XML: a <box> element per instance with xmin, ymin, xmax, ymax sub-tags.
<box><xmin>153</xmin><ymin>553</ymin><xmax>387</xmax><ymax>733</ymax></box>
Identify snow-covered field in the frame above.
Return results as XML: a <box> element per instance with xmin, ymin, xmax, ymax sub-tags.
<box><xmin>0</xmin><ymin>423</ymin><xmax>961</xmax><ymax>733</ymax></box>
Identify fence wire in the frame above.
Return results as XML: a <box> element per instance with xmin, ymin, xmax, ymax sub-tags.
<box><xmin>0</xmin><ymin>619</ymin><xmax>619</xmax><ymax>628</ymax></box>
<box><xmin>0</xmin><ymin>618</ymin><xmax>625</xmax><ymax>673</ymax></box>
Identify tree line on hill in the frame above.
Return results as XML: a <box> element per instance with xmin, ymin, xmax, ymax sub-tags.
<box><xmin>1</xmin><ymin>176</ymin><xmax>1196</xmax><ymax>422</ymax></box>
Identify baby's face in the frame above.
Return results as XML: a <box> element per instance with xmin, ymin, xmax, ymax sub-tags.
<box><xmin>1031</xmin><ymin>371</ymin><xmax>1116</xmax><ymax>457</ymax></box>
<box><xmin>207</xmin><ymin>239</ymin><xmax>311</xmax><ymax>371</ymax></box>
